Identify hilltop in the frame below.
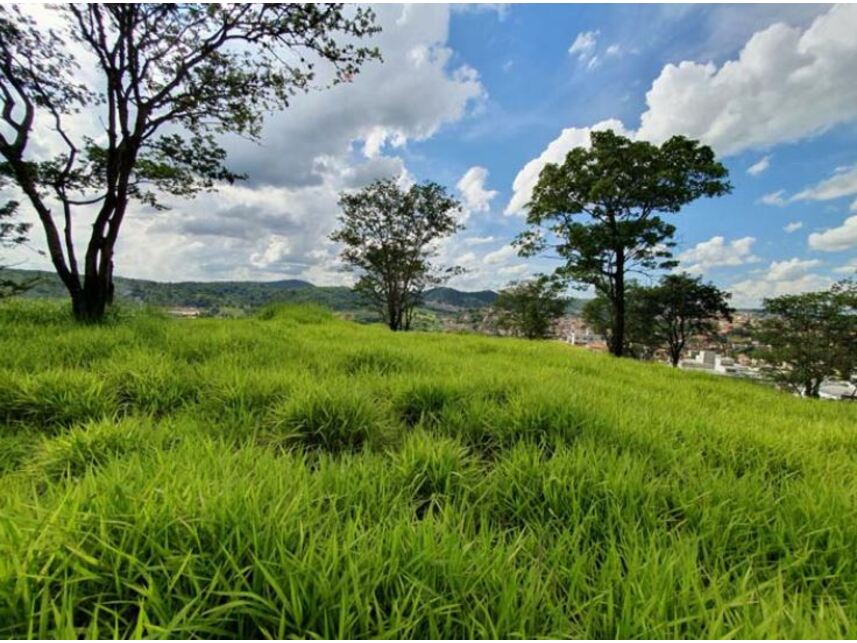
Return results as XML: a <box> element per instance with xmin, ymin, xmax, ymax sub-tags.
<box><xmin>0</xmin><ymin>300</ymin><xmax>856</xmax><ymax>638</ymax></box>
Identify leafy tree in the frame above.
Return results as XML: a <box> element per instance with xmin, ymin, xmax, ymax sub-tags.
<box><xmin>0</xmin><ymin>195</ymin><xmax>32</xmax><ymax>299</ymax></box>
<box><xmin>581</xmin><ymin>283</ymin><xmax>652</xmax><ymax>357</ymax></box>
<box><xmin>637</xmin><ymin>273</ymin><xmax>733</xmax><ymax>367</ymax></box>
<box><xmin>0</xmin><ymin>4</ymin><xmax>379</xmax><ymax>321</ymax></box>
<box><xmin>331</xmin><ymin>179</ymin><xmax>463</xmax><ymax>331</ymax></box>
<box><xmin>753</xmin><ymin>281</ymin><xmax>857</xmax><ymax>398</ymax></box>
<box><xmin>517</xmin><ymin>130</ymin><xmax>731</xmax><ymax>357</ymax></box>
<box><xmin>494</xmin><ymin>274</ymin><xmax>567</xmax><ymax>339</ymax></box>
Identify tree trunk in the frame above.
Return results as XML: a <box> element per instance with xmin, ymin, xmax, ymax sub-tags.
<box><xmin>610</xmin><ymin>251</ymin><xmax>625</xmax><ymax>357</ymax></box>
<box><xmin>70</xmin><ymin>267</ymin><xmax>111</xmax><ymax>323</ymax></box>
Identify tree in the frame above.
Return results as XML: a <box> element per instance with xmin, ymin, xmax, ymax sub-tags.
<box><xmin>637</xmin><ymin>273</ymin><xmax>733</xmax><ymax>367</ymax></box>
<box><xmin>494</xmin><ymin>274</ymin><xmax>567</xmax><ymax>339</ymax></box>
<box><xmin>581</xmin><ymin>282</ymin><xmax>652</xmax><ymax>357</ymax></box>
<box><xmin>0</xmin><ymin>198</ymin><xmax>30</xmax><ymax>299</ymax></box>
<box><xmin>753</xmin><ymin>281</ymin><xmax>857</xmax><ymax>398</ymax></box>
<box><xmin>331</xmin><ymin>179</ymin><xmax>463</xmax><ymax>331</ymax></box>
<box><xmin>0</xmin><ymin>4</ymin><xmax>379</xmax><ymax>321</ymax></box>
<box><xmin>517</xmin><ymin>130</ymin><xmax>731</xmax><ymax>357</ymax></box>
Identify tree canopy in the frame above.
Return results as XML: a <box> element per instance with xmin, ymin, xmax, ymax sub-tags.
<box><xmin>0</xmin><ymin>174</ymin><xmax>32</xmax><ymax>298</ymax></box>
<box><xmin>517</xmin><ymin>130</ymin><xmax>731</xmax><ymax>357</ymax></box>
<box><xmin>636</xmin><ymin>273</ymin><xmax>733</xmax><ymax>367</ymax></box>
<box><xmin>753</xmin><ymin>281</ymin><xmax>856</xmax><ymax>398</ymax></box>
<box><xmin>331</xmin><ymin>179</ymin><xmax>463</xmax><ymax>331</ymax></box>
<box><xmin>0</xmin><ymin>3</ymin><xmax>380</xmax><ymax>321</ymax></box>
<box><xmin>493</xmin><ymin>275</ymin><xmax>567</xmax><ymax>340</ymax></box>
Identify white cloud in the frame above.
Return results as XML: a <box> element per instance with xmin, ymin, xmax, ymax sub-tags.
<box><xmin>463</xmin><ymin>235</ymin><xmax>496</xmax><ymax>246</ymax></box>
<box><xmin>9</xmin><ymin>5</ymin><xmax>486</xmax><ymax>285</ymax></box>
<box><xmin>568</xmin><ymin>30</ymin><xmax>599</xmax><ymax>59</ymax></box>
<box><xmin>729</xmin><ymin>271</ymin><xmax>831</xmax><ymax>308</ymax></box>
<box><xmin>767</xmin><ymin>257</ymin><xmax>822</xmax><ymax>281</ymax></box>
<box><xmin>504</xmin><ymin>118</ymin><xmax>630</xmax><ymax>215</ymax></box>
<box><xmin>637</xmin><ymin>4</ymin><xmax>857</xmax><ymax>155</ymax></box>
<box><xmin>677</xmin><ymin>235</ymin><xmax>760</xmax><ymax>273</ymax></box>
<box><xmin>792</xmin><ymin>165</ymin><xmax>857</xmax><ymax>203</ymax></box>
<box><xmin>605</xmin><ymin>44</ymin><xmax>621</xmax><ymax>57</ymax></box>
<box><xmin>507</xmin><ymin>5</ymin><xmax>857</xmax><ymax>217</ymax></box>
<box><xmin>852</xmin><ymin>198</ymin><xmax>857</xmax><ymax>213</ymax></box>
<box><xmin>808</xmin><ymin>215</ymin><xmax>857</xmax><ymax>252</ymax></box>
<box><xmin>760</xmin><ymin>190</ymin><xmax>787</xmax><ymax>207</ymax></box>
<box><xmin>783</xmin><ymin>221</ymin><xmax>803</xmax><ymax>233</ymax></box>
<box><xmin>833</xmin><ymin>257</ymin><xmax>857</xmax><ymax>275</ymax></box>
<box><xmin>483</xmin><ymin>244</ymin><xmax>518</xmax><ymax>265</ymax></box>
<box><xmin>747</xmin><ymin>155</ymin><xmax>771</xmax><ymax>176</ymax></box>
<box><xmin>456</xmin><ymin>166</ymin><xmax>497</xmax><ymax>219</ymax></box>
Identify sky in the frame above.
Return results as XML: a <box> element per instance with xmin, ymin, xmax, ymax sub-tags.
<box><xmin>6</xmin><ymin>3</ymin><xmax>857</xmax><ymax>307</ymax></box>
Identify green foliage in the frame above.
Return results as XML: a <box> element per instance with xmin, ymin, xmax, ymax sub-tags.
<box><xmin>29</xmin><ymin>416</ymin><xmax>179</xmax><ymax>481</ymax></box>
<box><xmin>493</xmin><ymin>274</ymin><xmax>567</xmax><ymax>339</ymax></box>
<box><xmin>0</xmin><ymin>4</ymin><xmax>380</xmax><ymax>320</ymax></box>
<box><xmin>264</xmin><ymin>387</ymin><xmax>390</xmax><ymax>454</ymax></box>
<box><xmin>636</xmin><ymin>273</ymin><xmax>733</xmax><ymax>366</ymax></box>
<box><xmin>331</xmin><ymin>179</ymin><xmax>464</xmax><ymax>331</ymax></box>
<box><xmin>0</xmin><ymin>301</ymin><xmax>856</xmax><ymax>637</ymax></box>
<box><xmin>754</xmin><ymin>280</ymin><xmax>857</xmax><ymax>397</ymax></box>
<box><xmin>518</xmin><ymin>129</ymin><xmax>731</xmax><ymax>356</ymax></box>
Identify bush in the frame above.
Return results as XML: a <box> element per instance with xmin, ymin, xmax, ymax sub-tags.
<box><xmin>264</xmin><ymin>388</ymin><xmax>390</xmax><ymax>454</ymax></box>
<box><xmin>391</xmin><ymin>431</ymin><xmax>479</xmax><ymax>517</ymax></box>
<box><xmin>0</xmin><ymin>369</ymin><xmax>115</xmax><ymax>431</ymax></box>
<box><xmin>395</xmin><ymin>382</ymin><xmax>465</xmax><ymax>428</ymax></box>
<box><xmin>29</xmin><ymin>416</ymin><xmax>174</xmax><ymax>480</ymax></box>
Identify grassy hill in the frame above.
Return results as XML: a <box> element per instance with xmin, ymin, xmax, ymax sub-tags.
<box><xmin>1</xmin><ymin>300</ymin><xmax>856</xmax><ymax>637</ymax></box>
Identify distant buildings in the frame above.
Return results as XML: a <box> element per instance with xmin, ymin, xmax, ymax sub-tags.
<box><xmin>166</xmin><ymin>306</ymin><xmax>201</xmax><ymax>318</ymax></box>
<box><xmin>679</xmin><ymin>350</ymin><xmax>761</xmax><ymax>378</ymax></box>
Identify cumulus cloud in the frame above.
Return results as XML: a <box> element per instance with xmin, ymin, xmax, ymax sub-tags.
<box><xmin>504</xmin><ymin>119</ymin><xmax>630</xmax><ymax>215</ymax></box>
<box><xmin>483</xmin><ymin>244</ymin><xmax>519</xmax><ymax>265</ymax></box>
<box><xmin>506</xmin><ymin>5</ymin><xmax>857</xmax><ymax>217</ymax></box>
<box><xmin>7</xmin><ymin>5</ymin><xmax>486</xmax><ymax>285</ymax></box>
<box><xmin>729</xmin><ymin>258</ymin><xmax>830</xmax><ymax>307</ymax></box>
<box><xmin>792</xmin><ymin>165</ymin><xmax>857</xmax><ymax>203</ymax></box>
<box><xmin>677</xmin><ymin>235</ymin><xmax>760</xmax><ymax>273</ymax></box>
<box><xmin>456</xmin><ymin>166</ymin><xmax>497</xmax><ymax>219</ymax></box>
<box><xmin>808</xmin><ymin>215</ymin><xmax>857</xmax><ymax>252</ymax></box>
<box><xmin>833</xmin><ymin>257</ymin><xmax>857</xmax><ymax>275</ymax></box>
<box><xmin>783</xmin><ymin>221</ymin><xmax>803</xmax><ymax>233</ymax></box>
<box><xmin>637</xmin><ymin>4</ymin><xmax>857</xmax><ymax>154</ymax></box>
<box><xmin>729</xmin><ymin>272</ymin><xmax>831</xmax><ymax>308</ymax></box>
<box><xmin>766</xmin><ymin>257</ymin><xmax>822</xmax><ymax>281</ymax></box>
<box><xmin>747</xmin><ymin>156</ymin><xmax>771</xmax><ymax>176</ymax></box>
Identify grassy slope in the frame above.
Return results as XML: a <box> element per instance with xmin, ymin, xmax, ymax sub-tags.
<box><xmin>0</xmin><ymin>300</ymin><xmax>856</xmax><ymax>638</ymax></box>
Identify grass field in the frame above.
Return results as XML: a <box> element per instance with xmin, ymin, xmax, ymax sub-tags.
<box><xmin>1</xmin><ymin>300</ymin><xmax>856</xmax><ymax>638</ymax></box>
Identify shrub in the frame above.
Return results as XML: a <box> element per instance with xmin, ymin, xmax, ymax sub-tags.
<box><xmin>391</xmin><ymin>431</ymin><xmax>479</xmax><ymax>517</ymax></box>
<box><xmin>264</xmin><ymin>388</ymin><xmax>389</xmax><ymax>454</ymax></box>
<box><xmin>394</xmin><ymin>382</ymin><xmax>465</xmax><ymax>428</ymax></box>
<box><xmin>0</xmin><ymin>369</ymin><xmax>115</xmax><ymax>431</ymax></box>
<box><xmin>29</xmin><ymin>416</ymin><xmax>176</xmax><ymax>480</ymax></box>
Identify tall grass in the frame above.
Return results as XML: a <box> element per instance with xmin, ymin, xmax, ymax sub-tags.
<box><xmin>1</xmin><ymin>300</ymin><xmax>856</xmax><ymax>637</ymax></box>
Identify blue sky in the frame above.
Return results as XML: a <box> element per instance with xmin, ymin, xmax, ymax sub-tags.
<box><xmin>9</xmin><ymin>4</ymin><xmax>857</xmax><ymax>307</ymax></box>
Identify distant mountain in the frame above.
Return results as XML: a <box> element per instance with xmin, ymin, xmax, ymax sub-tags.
<box><xmin>2</xmin><ymin>268</ymin><xmax>500</xmax><ymax>314</ymax></box>
<box><xmin>423</xmin><ymin>287</ymin><xmax>498</xmax><ymax>310</ymax></box>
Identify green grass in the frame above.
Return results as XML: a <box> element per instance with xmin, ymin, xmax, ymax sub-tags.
<box><xmin>1</xmin><ymin>298</ymin><xmax>856</xmax><ymax>638</ymax></box>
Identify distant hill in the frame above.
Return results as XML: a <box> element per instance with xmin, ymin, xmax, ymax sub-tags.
<box><xmin>2</xmin><ymin>268</ymin><xmax>501</xmax><ymax>315</ymax></box>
